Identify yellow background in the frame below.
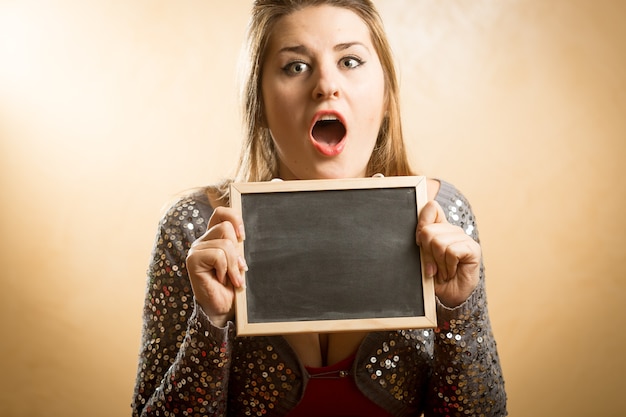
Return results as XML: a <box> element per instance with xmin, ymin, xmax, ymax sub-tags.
<box><xmin>1</xmin><ymin>1</ymin><xmax>624</xmax><ymax>416</ymax></box>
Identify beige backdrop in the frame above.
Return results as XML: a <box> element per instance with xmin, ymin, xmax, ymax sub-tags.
<box><xmin>1</xmin><ymin>1</ymin><xmax>624</xmax><ymax>416</ymax></box>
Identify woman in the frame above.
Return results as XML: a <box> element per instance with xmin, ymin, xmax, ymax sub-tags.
<box><xmin>131</xmin><ymin>1</ymin><xmax>507</xmax><ymax>416</ymax></box>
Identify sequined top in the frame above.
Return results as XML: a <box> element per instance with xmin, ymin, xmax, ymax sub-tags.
<box><xmin>131</xmin><ymin>180</ymin><xmax>507</xmax><ymax>416</ymax></box>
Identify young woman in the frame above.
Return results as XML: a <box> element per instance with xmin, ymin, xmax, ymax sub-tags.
<box><xmin>131</xmin><ymin>1</ymin><xmax>507</xmax><ymax>416</ymax></box>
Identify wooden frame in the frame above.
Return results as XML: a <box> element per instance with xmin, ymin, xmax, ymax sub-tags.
<box><xmin>230</xmin><ymin>176</ymin><xmax>436</xmax><ymax>336</ymax></box>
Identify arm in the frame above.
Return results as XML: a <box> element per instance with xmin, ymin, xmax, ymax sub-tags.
<box><xmin>131</xmin><ymin>194</ymin><xmax>236</xmax><ymax>417</ymax></box>
<box><xmin>421</xmin><ymin>184</ymin><xmax>507</xmax><ymax>416</ymax></box>
<box><xmin>426</xmin><ymin>270</ymin><xmax>507</xmax><ymax>417</ymax></box>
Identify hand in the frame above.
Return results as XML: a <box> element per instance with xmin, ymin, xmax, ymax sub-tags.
<box><xmin>186</xmin><ymin>206</ymin><xmax>247</xmax><ymax>327</ymax></box>
<box><xmin>416</xmin><ymin>201</ymin><xmax>481</xmax><ymax>308</ymax></box>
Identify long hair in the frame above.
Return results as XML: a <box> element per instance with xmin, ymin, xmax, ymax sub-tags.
<box><xmin>216</xmin><ymin>0</ymin><xmax>413</xmax><ymax>199</ymax></box>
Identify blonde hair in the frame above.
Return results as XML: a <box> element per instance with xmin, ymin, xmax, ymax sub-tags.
<box><xmin>216</xmin><ymin>0</ymin><xmax>413</xmax><ymax>198</ymax></box>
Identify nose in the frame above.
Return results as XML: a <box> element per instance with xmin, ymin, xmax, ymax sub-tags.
<box><xmin>312</xmin><ymin>64</ymin><xmax>340</xmax><ymax>100</ymax></box>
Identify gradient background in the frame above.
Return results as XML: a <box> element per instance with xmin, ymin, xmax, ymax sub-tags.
<box><xmin>1</xmin><ymin>1</ymin><xmax>624</xmax><ymax>416</ymax></box>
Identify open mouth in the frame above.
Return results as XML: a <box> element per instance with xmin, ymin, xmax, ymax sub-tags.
<box><xmin>310</xmin><ymin>114</ymin><xmax>347</xmax><ymax>156</ymax></box>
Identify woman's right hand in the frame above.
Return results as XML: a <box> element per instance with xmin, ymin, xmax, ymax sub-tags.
<box><xmin>186</xmin><ymin>206</ymin><xmax>247</xmax><ymax>327</ymax></box>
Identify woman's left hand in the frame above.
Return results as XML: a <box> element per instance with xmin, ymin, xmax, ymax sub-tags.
<box><xmin>416</xmin><ymin>201</ymin><xmax>481</xmax><ymax>308</ymax></box>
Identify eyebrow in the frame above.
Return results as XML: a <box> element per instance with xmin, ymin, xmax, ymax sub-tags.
<box><xmin>277</xmin><ymin>42</ymin><xmax>370</xmax><ymax>55</ymax></box>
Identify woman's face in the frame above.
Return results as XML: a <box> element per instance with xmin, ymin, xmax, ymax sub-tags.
<box><xmin>261</xmin><ymin>5</ymin><xmax>386</xmax><ymax>180</ymax></box>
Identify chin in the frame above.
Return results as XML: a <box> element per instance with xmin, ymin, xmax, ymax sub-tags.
<box><xmin>280</xmin><ymin>159</ymin><xmax>368</xmax><ymax>181</ymax></box>
<box><xmin>308</xmin><ymin>167</ymin><xmax>366</xmax><ymax>180</ymax></box>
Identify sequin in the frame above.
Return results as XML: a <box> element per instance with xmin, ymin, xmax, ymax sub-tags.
<box><xmin>131</xmin><ymin>182</ymin><xmax>507</xmax><ymax>417</ymax></box>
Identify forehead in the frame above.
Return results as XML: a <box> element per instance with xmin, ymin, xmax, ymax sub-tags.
<box><xmin>265</xmin><ymin>5</ymin><xmax>374</xmax><ymax>53</ymax></box>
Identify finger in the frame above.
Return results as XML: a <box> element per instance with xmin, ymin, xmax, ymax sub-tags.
<box><xmin>193</xmin><ymin>218</ymin><xmax>245</xmax><ymax>286</ymax></box>
<box><xmin>418</xmin><ymin>223</ymin><xmax>468</xmax><ymax>281</ymax></box>
<box><xmin>208</xmin><ymin>206</ymin><xmax>245</xmax><ymax>241</ymax></box>
<box><xmin>443</xmin><ymin>242</ymin><xmax>462</xmax><ymax>281</ymax></box>
<box><xmin>187</xmin><ymin>244</ymin><xmax>229</xmax><ymax>284</ymax></box>
<box><xmin>417</xmin><ymin>221</ymin><xmax>442</xmax><ymax>279</ymax></box>
<box><xmin>196</xmin><ymin>220</ymin><xmax>239</xmax><ymax>246</ymax></box>
<box><xmin>189</xmin><ymin>238</ymin><xmax>246</xmax><ymax>287</ymax></box>
<box><xmin>418</xmin><ymin>200</ymin><xmax>447</xmax><ymax>231</ymax></box>
<box><xmin>421</xmin><ymin>250</ymin><xmax>437</xmax><ymax>279</ymax></box>
<box><xmin>433</xmin><ymin>231</ymin><xmax>464</xmax><ymax>281</ymax></box>
<box><xmin>416</xmin><ymin>202</ymin><xmax>447</xmax><ymax>279</ymax></box>
<box><xmin>442</xmin><ymin>239</ymin><xmax>479</xmax><ymax>280</ymax></box>
<box><xmin>187</xmin><ymin>252</ymin><xmax>236</xmax><ymax>323</ymax></box>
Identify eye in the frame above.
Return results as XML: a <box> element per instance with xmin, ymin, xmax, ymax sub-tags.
<box><xmin>283</xmin><ymin>61</ymin><xmax>310</xmax><ymax>75</ymax></box>
<box><xmin>339</xmin><ymin>56</ymin><xmax>363</xmax><ymax>69</ymax></box>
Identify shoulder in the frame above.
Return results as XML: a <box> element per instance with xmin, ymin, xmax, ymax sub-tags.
<box><xmin>430</xmin><ymin>178</ymin><xmax>480</xmax><ymax>242</ymax></box>
<box><xmin>157</xmin><ymin>187</ymin><xmax>217</xmax><ymax>240</ymax></box>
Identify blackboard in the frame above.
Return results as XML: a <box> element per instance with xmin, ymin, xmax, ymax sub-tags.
<box><xmin>230</xmin><ymin>176</ymin><xmax>436</xmax><ymax>336</ymax></box>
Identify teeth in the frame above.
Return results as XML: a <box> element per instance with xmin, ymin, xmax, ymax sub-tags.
<box><xmin>318</xmin><ymin>115</ymin><xmax>339</xmax><ymax>122</ymax></box>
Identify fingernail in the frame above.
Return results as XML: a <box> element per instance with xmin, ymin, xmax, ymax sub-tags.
<box><xmin>425</xmin><ymin>262</ymin><xmax>436</xmax><ymax>278</ymax></box>
<box><xmin>239</xmin><ymin>224</ymin><xmax>246</xmax><ymax>241</ymax></box>
<box><xmin>238</xmin><ymin>256</ymin><xmax>248</xmax><ymax>272</ymax></box>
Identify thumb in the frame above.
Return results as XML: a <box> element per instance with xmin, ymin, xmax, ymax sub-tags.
<box><xmin>418</xmin><ymin>200</ymin><xmax>447</xmax><ymax>230</ymax></box>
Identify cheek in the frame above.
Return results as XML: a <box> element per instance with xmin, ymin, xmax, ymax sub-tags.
<box><xmin>356</xmin><ymin>71</ymin><xmax>386</xmax><ymax>120</ymax></box>
<box><xmin>374</xmin><ymin>79</ymin><xmax>387</xmax><ymax>118</ymax></box>
<box><xmin>261</xmin><ymin>75</ymin><xmax>283</xmax><ymax>121</ymax></box>
<box><xmin>262</xmin><ymin>84</ymin><xmax>296</xmax><ymax>128</ymax></box>
<box><xmin>361</xmin><ymin>88</ymin><xmax>386</xmax><ymax>135</ymax></box>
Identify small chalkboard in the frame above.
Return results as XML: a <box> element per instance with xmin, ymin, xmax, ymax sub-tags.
<box><xmin>229</xmin><ymin>176</ymin><xmax>435</xmax><ymax>336</ymax></box>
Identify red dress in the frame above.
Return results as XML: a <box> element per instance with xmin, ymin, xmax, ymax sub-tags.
<box><xmin>285</xmin><ymin>353</ymin><xmax>394</xmax><ymax>417</ymax></box>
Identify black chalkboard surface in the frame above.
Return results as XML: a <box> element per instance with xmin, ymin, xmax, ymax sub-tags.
<box><xmin>230</xmin><ymin>176</ymin><xmax>435</xmax><ymax>336</ymax></box>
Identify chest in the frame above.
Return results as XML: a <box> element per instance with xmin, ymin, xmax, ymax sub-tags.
<box><xmin>284</xmin><ymin>331</ymin><xmax>368</xmax><ymax>367</ymax></box>
<box><xmin>228</xmin><ymin>330</ymin><xmax>434</xmax><ymax>416</ymax></box>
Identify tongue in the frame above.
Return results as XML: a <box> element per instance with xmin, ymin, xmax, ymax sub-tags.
<box><xmin>312</xmin><ymin>120</ymin><xmax>346</xmax><ymax>146</ymax></box>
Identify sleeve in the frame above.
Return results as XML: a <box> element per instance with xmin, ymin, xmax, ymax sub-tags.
<box><xmin>425</xmin><ymin>182</ymin><xmax>507</xmax><ymax>417</ymax></box>
<box><xmin>131</xmin><ymin>195</ymin><xmax>237</xmax><ymax>417</ymax></box>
